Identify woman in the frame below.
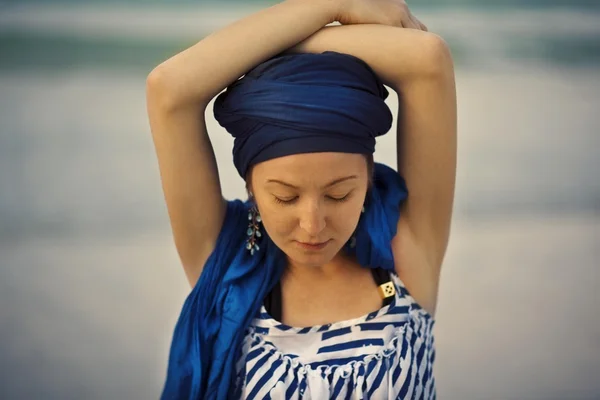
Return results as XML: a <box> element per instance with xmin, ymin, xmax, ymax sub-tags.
<box><xmin>146</xmin><ymin>0</ymin><xmax>456</xmax><ymax>397</ymax></box>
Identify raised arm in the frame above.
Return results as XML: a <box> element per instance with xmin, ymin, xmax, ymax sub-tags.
<box><xmin>290</xmin><ymin>25</ymin><xmax>456</xmax><ymax>260</ymax></box>
<box><xmin>289</xmin><ymin>25</ymin><xmax>457</xmax><ymax>313</ymax></box>
<box><xmin>145</xmin><ymin>0</ymin><xmax>423</xmax><ymax>287</ymax></box>
<box><xmin>390</xmin><ymin>32</ymin><xmax>456</xmax><ymax>316</ymax></box>
<box><xmin>145</xmin><ymin>0</ymin><xmax>341</xmax><ymax>287</ymax></box>
<box><xmin>287</xmin><ymin>24</ymin><xmax>446</xmax><ymax>84</ymax></box>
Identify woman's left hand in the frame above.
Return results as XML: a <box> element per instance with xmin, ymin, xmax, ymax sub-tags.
<box><xmin>402</xmin><ymin>8</ymin><xmax>427</xmax><ymax>31</ymax></box>
<box><xmin>393</xmin><ymin>1</ymin><xmax>427</xmax><ymax>31</ymax></box>
<box><xmin>335</xmin><ymin>0</ymin><xmax>427</xmax><ymax>31</ymax></box>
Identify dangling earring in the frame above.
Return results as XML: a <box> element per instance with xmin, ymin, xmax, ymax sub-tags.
<box><xmin>349</xmin><ymin>205</ymin><xmax>366</xmax><ymax>249</ymax></box>
<box><xmin>246</xmin><ymin>204</ymin><xmax>262</xmax><ymax>255</ymax></box>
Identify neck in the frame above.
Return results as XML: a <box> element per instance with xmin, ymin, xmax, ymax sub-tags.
<box><xmin>282</xmin><ymin>251</ymin><xmax>362</xmax><ymax>284</ymax></box>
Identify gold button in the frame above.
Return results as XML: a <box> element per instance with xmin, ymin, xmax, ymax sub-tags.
<box><xmin>378</xmin><ymin>281</ymin><xmax>396</xmax><ymax>299</ymax></box>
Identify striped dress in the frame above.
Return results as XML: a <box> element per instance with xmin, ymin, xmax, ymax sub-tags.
<box><xmin>232</xmin><ymin>272</ymin><xmax>436</xmax><ymax>399</ymax></box>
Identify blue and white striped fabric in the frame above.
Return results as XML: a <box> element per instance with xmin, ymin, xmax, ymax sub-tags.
<box><xmin>233</xmin><ymin>272</ymin><xmax>436</xmax><ymax>399</ymax></box>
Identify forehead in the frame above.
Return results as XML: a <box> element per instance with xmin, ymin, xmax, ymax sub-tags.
<box><xmin>252</xmin><ymin>152</ymin><xmax>367</xmax><ymax>186</ymax></box>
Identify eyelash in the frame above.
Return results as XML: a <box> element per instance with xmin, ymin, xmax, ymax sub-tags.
<box><xmin>274</xmin><ymin>194</ymin><xmax>350</xmax><ymax>205</ymax></box>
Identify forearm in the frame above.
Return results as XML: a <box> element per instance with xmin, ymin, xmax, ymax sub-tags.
<box><xmin>148</xmin><ymin>0</ymin><xmax>339</xmax><ymax>109</ymax></box>
<box><xmin>287</xmin><ymin>24</ymin><xmax>447</xmax><ymax>87</ymax></box>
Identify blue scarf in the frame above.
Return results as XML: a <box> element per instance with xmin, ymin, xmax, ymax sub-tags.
<box><xmin>160</xmin><ymin>52</ymin><xmax>408</xmax><ymax>399</ymax></box>
<box><xmin>213</xmin><ymin>51</ymin><xmax>392</xmax><ymax>178</ymax></box>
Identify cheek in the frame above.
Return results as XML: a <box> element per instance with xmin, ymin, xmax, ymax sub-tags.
<box><xmin>330</xmin><ymin>207</ymin><xmax>361</xmax><ymax>238</ymax></box>
<box><xmin>329</xmin><ymin>192</ymin><xmax>365</xmax><ymax>231</ymax></box>
<box><xmin>258</xmin><ymin>206</ymin><xmax>296</xmax><ymax>238</ymax></box>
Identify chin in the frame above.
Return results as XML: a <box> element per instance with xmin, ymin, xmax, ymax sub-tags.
<box><xmin>294</xmin><ymin>256</ymin><xmax>330</xmax><ymax>268</ymax></box>
<box><xmin>286</xmin><ymin>246</ymin><xmax>339</xmax><ymax>268</ymax></box>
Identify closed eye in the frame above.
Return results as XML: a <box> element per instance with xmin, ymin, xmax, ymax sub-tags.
<box><xmin>273</xmin><ymin>192</ymin><xmax>353</xmax><ymax>205</ymax></box>
<box><xmin>327</xmin><ymin>193</ymin><xmax>351</xmax><ymax>202</ymax></box>
<box><xmin>274</xmin><ymin>196</ymin><xmax>298</xmax><ymax>205</ymax></box>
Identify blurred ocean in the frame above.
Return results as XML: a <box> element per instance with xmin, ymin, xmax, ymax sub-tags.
<box><xmin>0</xmin><ymin>3</ymin><xmax>599</xmax><ymax>400</ymax></box>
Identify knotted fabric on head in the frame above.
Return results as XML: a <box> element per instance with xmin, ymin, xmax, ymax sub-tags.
<box><xmin>214</xmin><ymin>51</ymin><xmax>393</xmax><ymax>178</ymax></box>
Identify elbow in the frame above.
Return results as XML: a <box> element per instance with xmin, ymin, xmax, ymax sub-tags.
<box><xmin>146</xmin><ymin>64</ymin><xmax>210</xmax><ymax>112</ymax></box>
<box><xmin>421</xmin><ymin>33</ymin><xmax>455</xmax><ymax>78</ymax></box>
<box><xmin>146</xmin><ymin>65</ymin><xmax>178</xmax><ymax>112</ymax></box>
<box><xmin>389</xmin><ymin>32</ymin><xmax>455</xmax><ymax>86</ymax></box>
<box><xmin>146</xmin><ymin>65</ymin><xmax>166</xmax><ymax>93</ymax></box>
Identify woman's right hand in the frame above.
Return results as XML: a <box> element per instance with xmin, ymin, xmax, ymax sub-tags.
<box><xmin>334</xmin><ymin>0</ymin><xmax>427</xmax><ymax>31</ymax></box>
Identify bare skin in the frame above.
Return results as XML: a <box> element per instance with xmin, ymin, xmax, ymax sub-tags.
<box><xmin>146</xmin><ymin>0</ymin><xmax>456</xmax><ymax>321</ymax></box>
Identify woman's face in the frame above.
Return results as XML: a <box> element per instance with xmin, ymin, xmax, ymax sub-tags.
<box><xmin>250</xmin><ymin>152</ymin><xmax>369</xmax><ymax>268</ymax></box>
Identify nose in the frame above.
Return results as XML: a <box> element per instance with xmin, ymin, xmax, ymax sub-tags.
<box><xmin>298</xmin><ymin>202</ymin><xmax>326</xmax><ymax>237</ymax></box>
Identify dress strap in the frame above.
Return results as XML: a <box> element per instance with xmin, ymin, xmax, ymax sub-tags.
<box><xmin>371</xmin><ymin>267</ymin><xmax>395</xmax><ymax>306</ymax></box>
<box><xmin>263</xmin><ymin>279</ymin><xmax>282</xmax><ymax>321</ymax></box>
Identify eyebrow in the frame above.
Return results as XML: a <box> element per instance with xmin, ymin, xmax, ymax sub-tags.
<box><xmin>266</xmin><ymin>175</ymin><xmax>358</xmax><ymax>189</ymax></box>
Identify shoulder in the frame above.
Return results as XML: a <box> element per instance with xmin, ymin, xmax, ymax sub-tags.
<box><xmin>198</xmin><ymin>198</ymin><xmax>251</xmax><ymax>270</ymax></box>
<box><xmin>212</xmin><ymin>198</ymin><xmax>251</xmax><ymax>249</ymax></box>
<box><xmin>224</xmin><ymin>198</ymin><xmax>251</xmax><ymax>224</ymax></box>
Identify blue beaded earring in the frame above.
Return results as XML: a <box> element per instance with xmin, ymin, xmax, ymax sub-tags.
<box><xmin>246</xmin><ymin>204</ymin><xmax>262</xmax><ymax>255</ymax></box>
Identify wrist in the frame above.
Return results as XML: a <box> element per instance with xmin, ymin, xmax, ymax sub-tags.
<box><xmin>326</xmin><ymin>0</ymin><xmax>345</xmax><ymax>23</ymax></box>
<box><xmin>286</xmin><ymin>0</ymin><xmax>342</xmax><ymax>24</ymax></box>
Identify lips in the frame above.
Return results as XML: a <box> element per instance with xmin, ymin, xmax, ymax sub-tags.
<box><xmin>295</xmin><ymin>240</ymin><xmax>331</xmax><ymax>251</ymax></box>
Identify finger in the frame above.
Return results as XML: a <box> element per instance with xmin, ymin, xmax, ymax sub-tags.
<box><xmin>402</xmin><ymin>17</ymin><xmax>418</xmax><ymax>29</ymax></box>
<box><xmin>409</xmin><ymin>15</ymin><xmax>423</xmax><ymax>31</ymax></box>
<box><xmin>411</xmin><ymin>16</ymin><xmax>428</xmax><ymax>31</ymax></box>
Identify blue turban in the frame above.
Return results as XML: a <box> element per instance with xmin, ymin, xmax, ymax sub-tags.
<box><xmin>214</xmin><ymin>51</ymin><xmax>393</xmax><ymax>178</ymax></box>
